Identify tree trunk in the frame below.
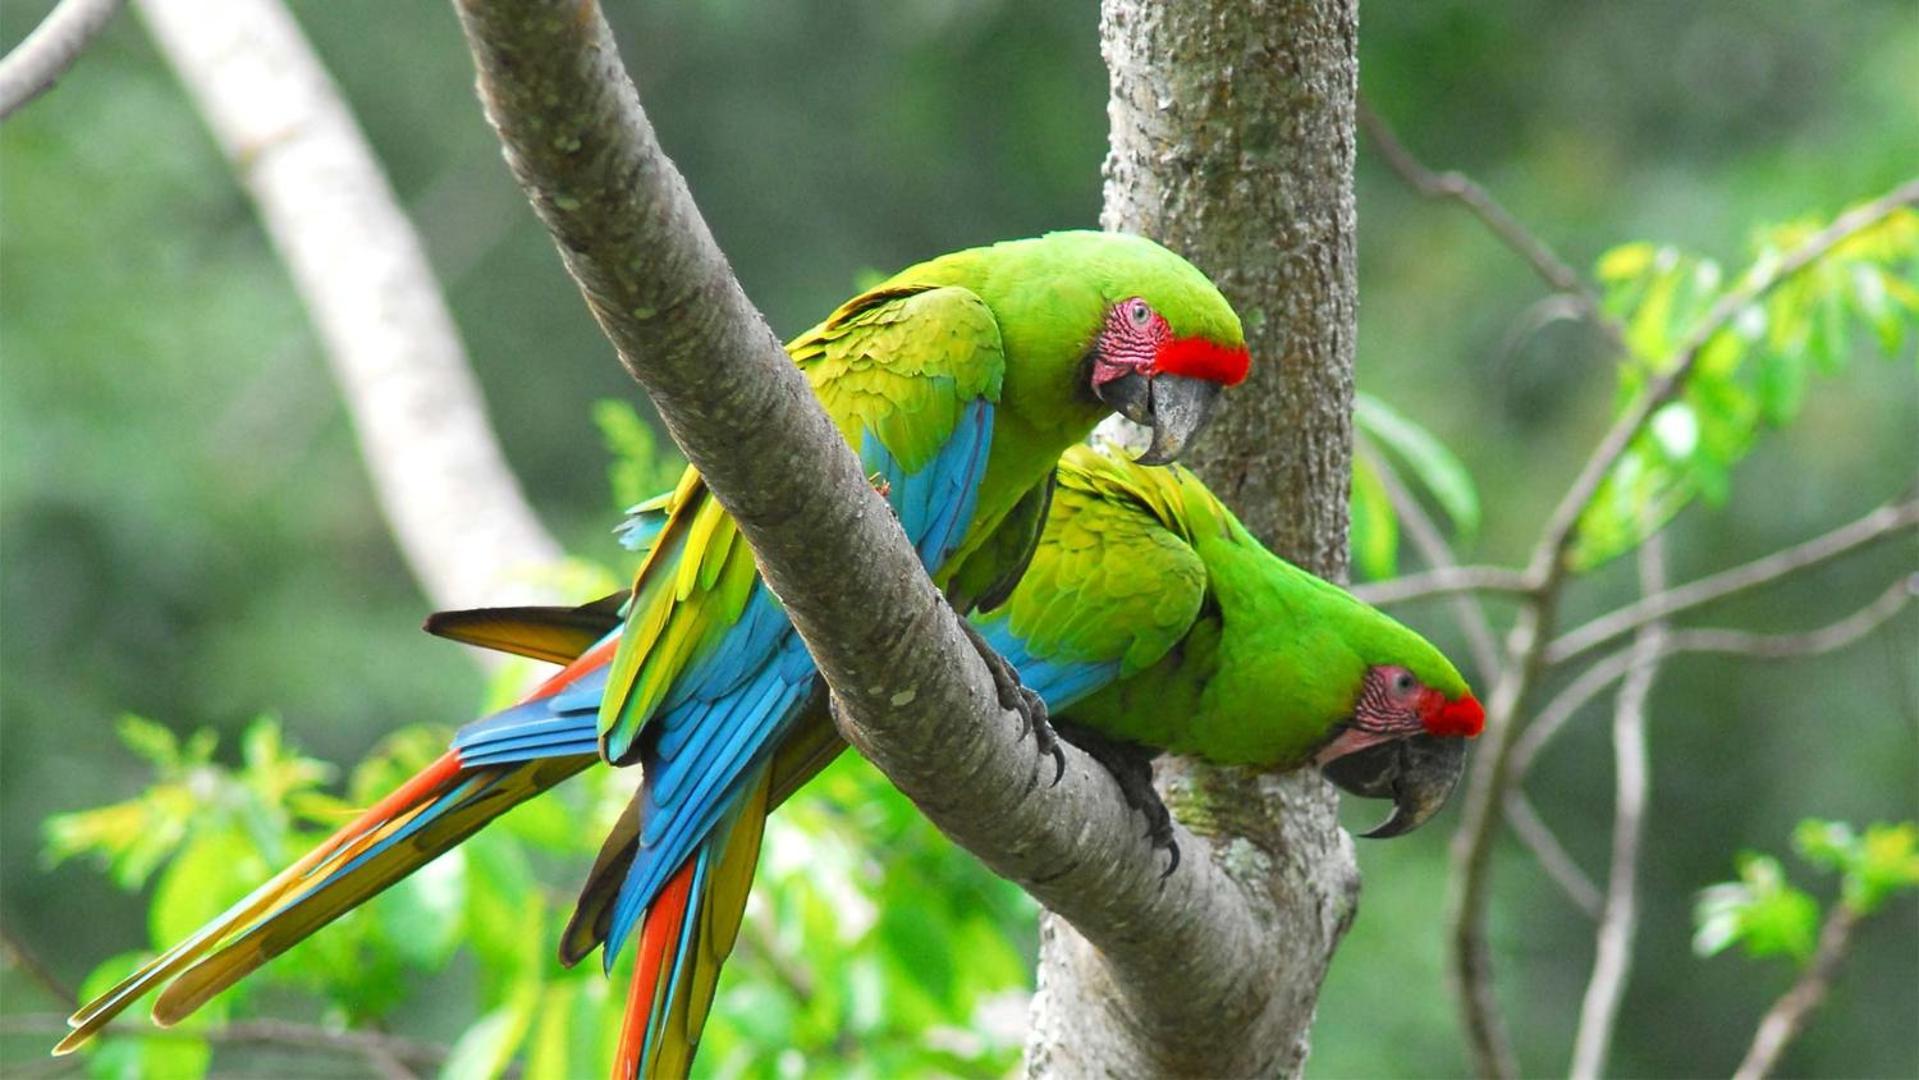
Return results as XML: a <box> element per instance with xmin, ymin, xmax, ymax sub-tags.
<box><xmin>1025</xmin><ymin>2</ymin><xmax>1362</xmax><ymax>1075</ymax></box>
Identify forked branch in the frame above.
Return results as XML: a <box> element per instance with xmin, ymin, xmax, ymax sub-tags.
<box><xmin>446</xmin><ymin>3</ymin><xmax>1273</xmax><ymax>1069</ymax></box>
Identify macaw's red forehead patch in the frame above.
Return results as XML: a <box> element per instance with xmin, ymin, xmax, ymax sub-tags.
<box><xmin>1426</xmin><ymin>693</ymin><xmax>1485</xmax><ymax>738</ymax></box>
<box><xmin>1154</xmin><ymin>336</ymin><xmax>1250</xmax><ymax>386</ymax></box>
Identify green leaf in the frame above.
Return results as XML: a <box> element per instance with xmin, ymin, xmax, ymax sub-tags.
<box><xmin>150</xmin><ymin>827</ymin><xmax>263</xmax><ymax>948</ymax></box>
<box><xmin>86</xmin><ymin>1032</ymin><xmax>210</xmax><ymax>1080</ymax></box>
<box><xmin>1755</xmin><ymin>346</ymin><xmax>1809</xmax><ymax>426</ymax></box>
<box><xmin>1850</xmin><ymin>265</ymin><xmax>1908</xmax><ymax>356</ymax></box>
<box><xmin>1596</xmin><ymin>242</ymin><xmax>1657</xmax><ymax>283</ymax></box>
<box><xmin>1348</xmin><ymin>456</ymin><xmax>1398</xmax><ymax>581</ymax></box>
<box><xmin>1811</xmin><ymin>282</ymin><xmax>1852</xmax><ymax>374</ymax></box>
<box><xmin>116</xmin><ymin>715</ymin><xmax>182</xmax><ymax>769</ymax></box>
<box><xmin>369</xmin><ymin>848</ymin><xmax>468</xmax><ymax>969</ymax></box>
<box><xmin>1693</xmin><ymin>852</ymin><xmax>1820</xmax><ymax>964</ymax></box>
<box><xmin>440</xmin><ymin>979</ymin><xmax>540</xmax><ymax>1080</ymax></box>
<box><xmin>1354</xmin><ymin>393</ymin><xmax>1480</xmax><ymax>542</ymax></box>
<box><xmin>594</xmin><ymin>398</ymin><xmax>684</xmax><ymax>507</ymax></box>
<box><xmin>524</xmin><ymin>982</ymin><xmax>577</xmax><ymax>1080</ymax></box>
<box><xmin>1852</xmin><ymin>822</ymin><xmax>1919</xmax><ymax>914</ymax></box>
<box><xmin>1791</xmin><ymin>818</ymin><xmax>1858</xmax><ymax>873</ymax></box>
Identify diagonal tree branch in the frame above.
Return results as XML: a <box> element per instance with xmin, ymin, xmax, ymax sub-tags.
<box><xmin>1356</xmin><ymin>97</ymin><xmax>1628</xmax><ymax>356</ymax></box>
<box><xmin>0</xmin><ymin>0</ymin><xmax>124</xmax><ymax>121</ymax></box>
<box><xmin>444</xmin><ymin>3</ymin><xmax>1271</xmax><ymax>1072</ymax></box>
<box><xmin>1501</xmin><ymin>790</ymin><xmax>1602</xmax><ymax>919</ymax></box>
<box><xmin>137</xmin><ymin>0</ymin><xmax>563</xmax><ymax>613</ymax></box>
<box><xmin>1547</xmin><ymin>498</ymin><xmax>1919</xmax><ymax>664</ymax></box>
<box><xmin>1510</xmin><ymin>574</ymin><xmax>1917</xmax><ymax>784</ymax></box>
<box><xmin>1446</xmin><ymin>176</ymin><xmax>1919</xmax><ymax>1079</ymax></box>
<box><xmin>1732</xmin><ymin>901</ymin><xmax>1864</xmax><ymax>1080</ymax></box>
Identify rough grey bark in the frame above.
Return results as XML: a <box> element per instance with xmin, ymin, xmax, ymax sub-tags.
<box><xmin>445</xmin><ymin>6</ymin><xmax>1301</xmax><ymax>1071</ymax></box>
<box><xmin>1023</xmin><ymin>2</ymin><xmax>1364</xmax><ymax>1076</ymax></box>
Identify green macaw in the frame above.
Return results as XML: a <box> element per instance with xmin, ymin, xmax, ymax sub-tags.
<box><xmin>54</xmin><ymin>232</ymin><xmax>1252</xmax><ymax>1077</ymax></box>
<box><xmin>970</xmin><ymin>443</ymin><xmax>1486</xmax><ymax>852</ymax></box>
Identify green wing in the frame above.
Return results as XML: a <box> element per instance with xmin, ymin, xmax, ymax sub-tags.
<box><xmin>972</xmin><ymin>446</ymin><xmax>1209</xmax><ymax>707</ymax></box>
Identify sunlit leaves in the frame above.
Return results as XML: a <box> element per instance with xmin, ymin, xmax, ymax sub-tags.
<box><xmin>594</xmin><ymin>398</ymin><xmax>688</xmax><ymax>508</ymax></box>
<box><xmin>1694</xmin><ymin>818</ymin><xmax>1919</xmax><ymax>969</ymax></box>
<box><xmin>1793</xmin><ymin>820</ymin><xmax>1919</xmax><ymax>916</ymax></box>
<box><xmin>1575</xmin><ymin>206</ymin><xmax>1919</xmax><ymax>569</ymax></box>
<box><xmin>1693</xmin><ymin>853</ymin><xmax>1820</xmax><ymax>963</ymax></box>
<box><xmin>53</xmin><ymin>710</ymin><xmax>1033</xmax><ymax>1078</ymax></box>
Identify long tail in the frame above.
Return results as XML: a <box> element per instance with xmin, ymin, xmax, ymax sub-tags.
<box><xmin>610</xmin><ymin>768</ymin><xmax>771</xmax><ymax>1080</ymax></box>
<box><xmin>576</xmin><ymin>702</ymin><xmax>846</xmax><ymax>1080</ymax></box>
<box><xmin>54</xmin><ymin>624</ymin><xmax>617</xmax><ymax>1055</ymax></box>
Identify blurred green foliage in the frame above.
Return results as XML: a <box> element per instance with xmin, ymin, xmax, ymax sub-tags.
<box><xmin>4</xmin><ymin>1</ymin><xmax>1916</xmax><ymax>1077</ymax></box>
<box><xmin>1694</xmin><ymin>820</ymin><xmax>1919</xmax><ymax>965</ymax></box>
<box><xmin>1575</xmin><ymin>210</ymin><xmax>1919</xmax><ymax>568</ymax></box>
<box><xmin>46</xmin><ymin>715</ymin><xmax>1033</xmax><ymax>1079</ymax></box>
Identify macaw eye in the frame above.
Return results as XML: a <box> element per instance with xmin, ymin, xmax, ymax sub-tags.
<box><xmin>1392</xmin><ymin>670</ymin><xmax>1416</xmax><ymax>696</ymax></box>
<box><xmin>1127</xmin><ymin>298</ymin><xmax>1152</xmax><ymax>328</ymax></box>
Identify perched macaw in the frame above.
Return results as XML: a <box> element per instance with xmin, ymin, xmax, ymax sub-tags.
<box><xmin>970</xmin><ymin>443</ymin><xmax>1486</xmax><ymax>848</ymax></box>
<box><xmin>54</xmin><ymin>232</ymin><xmax>1251</xmax><ymax>1074</ymax></box>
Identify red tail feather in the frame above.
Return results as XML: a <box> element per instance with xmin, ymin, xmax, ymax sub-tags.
<box><xmin>613</xmin><ymin>861</ymin><xmax>696</xmax><ymax>1080</ymax></box>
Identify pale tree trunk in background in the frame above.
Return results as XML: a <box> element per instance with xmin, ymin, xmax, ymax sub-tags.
<box><xmin>1025</xmin><ymin>2</ymin><xmax>1362</xmax><ymax>1075</ymax></box>
<box><xmin>138</xmin><ymin>0</ymin><xmax>564</xmax><ymax>614</ymax></box>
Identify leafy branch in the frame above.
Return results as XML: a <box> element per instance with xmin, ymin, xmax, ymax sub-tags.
<box><xmin>1695</xmin><ymin>821</ymin><xmax>1919</xmax><ymax>1079</ymax></box>
<box><xmin>1448</xmin><ymin>178</ymin><xmax>1918</xmax><ymax>1079</ymax></box>
<box><xmin>1362</xmin><ymin>100</ymin><xmax>1918</xmax><ymax>1079</ymax></box>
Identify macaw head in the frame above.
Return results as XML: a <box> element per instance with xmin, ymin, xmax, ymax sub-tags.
<box><xmin>1317</xmin><ymin>652</ymin><xmax>1484</xmax><ymax>838</ymax></box>
<box><xmin>916</xmin><ymin>231</ymin><xmax>1249</xmax><ymax>466</ymax></box>
<box><xmin>1085</xmin><ymin>290</ymin><xmax>1250</xmax><ymax>465</ymax></box>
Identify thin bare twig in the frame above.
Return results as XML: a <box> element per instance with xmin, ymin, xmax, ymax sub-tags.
<box><xmin>0</xmin><ymin>1014</ymin><xmax>450</xmax><ymax>1070</ymax></box>
<box><xmin>1547</xmin><ymin>499</ymin><xmax>1919</xmax><ymax>664</ymax></box>
<box><xmin>1570</xmin><ymin>536</ymin><xmax>1664</xmax><ymax>1079</ymax></box>
<box><xmin>0</xmin><ymin>924</ymin><xmax>77</xmax><ymax>1007</ymax></box>
<box><xmin>1732</xmin><ymin>903</ymin><xmax>1863</xmax><ymax>1080</ymax></box>
<box><xmin>1446</xmin><ymin>176</ymin><xmax>1919</xmax><ymax>1080</ymax></box>
<box><xmin>1356</xmin><ymin>97</ymin><xmax>1628</xmax><ymax>356</ymax></box>
<box><xmin>1351</xmin><ymin>565</ymin><xmax>1532</xmax><ymax>607</ymax></box>
<box><xmin>0</xmin><ymin>0</ymin><xmax>125</xmax><ymax>121</ymax></box>
<box><xmin>1510</xmin><ymin>573</ymin><xmax>1917</xmax><ymax>785</ymax></box>
<box><xmin>1501</xmin><ymin>791</ymin><xmax>1602</xmax><ymax>919</ymax></box>
<box><xmin>1357</xmin><ymin>439</ymin><xmax>1501</xmax><ymax>680</ymax></box>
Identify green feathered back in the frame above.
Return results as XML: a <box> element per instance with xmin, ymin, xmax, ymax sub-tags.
<box><xmin>1006</xmin><ymin>445</ymin><xmax>1470</xmax><ymax>767</ymax></box>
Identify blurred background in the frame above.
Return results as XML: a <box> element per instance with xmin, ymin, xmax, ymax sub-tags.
<box><xmin>2</xmin><ymin>1</ymin><xmax>1914</xmax><ymax>1076</ymax></box>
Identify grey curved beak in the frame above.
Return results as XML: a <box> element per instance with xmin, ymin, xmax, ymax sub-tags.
<box><xmin>1094</xmin><ymin>372</ymin><xmax>1224</xmax><ymax>466</ymax></box>
<box><xmin>1321</xmin><ymin>734</ymin><xmax>1467</xmax><ymax>839</ymax></box>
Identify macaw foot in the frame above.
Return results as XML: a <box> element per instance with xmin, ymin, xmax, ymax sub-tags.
<box><xmin>1056</xmin><ymin>721</ymin><xmax>1179</xmax><ymax>878</ymax></box>
<box><xmin>955</xmin><ymin>613</ymin><xmax>1065</xmax><ymax>786</ymax></box>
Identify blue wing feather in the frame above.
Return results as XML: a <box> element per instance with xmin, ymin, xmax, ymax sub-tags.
<box><xmin>597</xmin><ymin>400</ymin><xmax>997</xmax><ymax>970</ymax></box>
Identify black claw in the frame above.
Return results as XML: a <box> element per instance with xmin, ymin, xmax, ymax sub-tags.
<box><xmin>1056</xmin><ymin>720</ymin><xmax>1181</xmax><ymax>875</ymax></box>
<box><xmin>956</xmin><ymin>609</ymin><xmax>1065</xmax><ymax>780</ymax></box>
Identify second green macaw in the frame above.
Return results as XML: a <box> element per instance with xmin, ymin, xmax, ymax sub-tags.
<box><xmin>54</xmin><ymin>232</ymin><xmax>1251</xmax><ymax>1075</ymax></box>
